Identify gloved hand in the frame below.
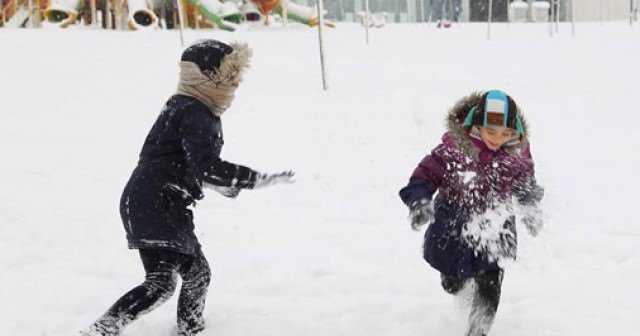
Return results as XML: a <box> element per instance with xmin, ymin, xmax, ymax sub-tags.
<box><xmin>521</xmin><ymin>206</ymin><xmax>543</xmax><ymax>237</ymax></box>
<box><xmin>409</xmin><ymin>198</ymin><xmax>434</xmax><ymax>231</ymax></box>
<box><xmin>209</xmin><ymin>185</ymin><xmax>241</xmax><ymax>198</ymax></box>
<box><xmin>253</xmin><ymin>170</ymin><xmax>296</xmax><ymax>189</ymax></box>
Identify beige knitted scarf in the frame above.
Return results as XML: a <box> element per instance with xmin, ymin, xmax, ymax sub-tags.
<box><xmin>176</xmin><ymin>42</ymin><xmax>252</xmax><ymax>116</ymax></box>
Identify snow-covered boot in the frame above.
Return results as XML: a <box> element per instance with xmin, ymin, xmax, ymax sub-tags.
<box><xmin>465</xmin><ymin>270</ymin><xmax>503</xmax><ymax>336</ymax></box>
<box><xmin>441</xmin><ymin>273</ymin><xmax>467</xmax><ymax>294</ymax></box>
<box><xmin>78</xmin><ymin>329</ymin><xmax>105</xmax><ymax>336</ymax></box>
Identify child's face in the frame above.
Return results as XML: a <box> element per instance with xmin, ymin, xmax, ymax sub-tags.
<box><xmin>478</xmin><ymin>125</ymin><xmax>517</xmax><ymax>151</ymax></box>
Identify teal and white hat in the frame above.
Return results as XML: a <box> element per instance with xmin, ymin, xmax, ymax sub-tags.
<box><xmin>463</xmin><ymin>90</ymin><xmax>525</xmax><ymax>133</ymax></box>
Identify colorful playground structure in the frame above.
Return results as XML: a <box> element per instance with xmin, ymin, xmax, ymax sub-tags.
<box><xmin>0</xmin><ymin>0</ymin><xmax>330</xmax><ymax>30</ymax></box>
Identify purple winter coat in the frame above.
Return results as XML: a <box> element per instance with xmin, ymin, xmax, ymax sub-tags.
<box><xmin>399</xmin><ymin>92</ymin><xmax>543</xmax><ymax>278</ymax></box>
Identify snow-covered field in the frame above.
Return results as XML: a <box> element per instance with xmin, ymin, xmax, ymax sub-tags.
<box><xmin>1</xmin><ymin>22</ymin><xmax>639</xmax><ymax>336</ymax></box>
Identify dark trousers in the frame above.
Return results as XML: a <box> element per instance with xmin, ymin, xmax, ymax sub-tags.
<box><xmin>90</xmin><ymin>249</ymin><xmax>211</xmax><ymax>336</ymax></box>
<box><xmin>441</xmin><ymin>270</ymin><xmax>503</xmax><ymax>336</ymax></box>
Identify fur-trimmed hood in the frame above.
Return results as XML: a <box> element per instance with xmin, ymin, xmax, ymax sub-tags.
<box><xmin>445</xmin><ymin>91</ymin><xmax>530</xmax><ymax>159</ymax></box>
<box><xmin>209</xmin><ymin>42</ymin><xmax>252</xmax><ymax>86</ymax></box>
<box><xmin>176</xmin><ymin>42</ymin><xmax>252</xmax><ymax>116</ymax></box>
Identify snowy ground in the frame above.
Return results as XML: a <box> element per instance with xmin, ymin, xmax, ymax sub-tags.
<box><xmin>1</xmin><ymin>21</ymin><xmax>639</xmax><ymax>336</ymax></box>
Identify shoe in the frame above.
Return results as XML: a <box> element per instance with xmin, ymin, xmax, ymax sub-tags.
<box><xmin>78</xmin><ymin>327</ymin><xmax>107</xmax><ymax>336</ymax></box>
<box><xmin>79</xmin><ymin>331</ymin><xmax>101</xmax><ymax>336</ymax></box>
<box><xmin>441</xmin><ymin>273</ymin><xmax>467</xmax><ymax>294</ymax></box>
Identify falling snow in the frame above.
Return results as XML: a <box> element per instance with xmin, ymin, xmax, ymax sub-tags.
<box><xmin>1</xmin><ymin>22</ymin><xmax>639</xmax><ymax>336</ymax></box>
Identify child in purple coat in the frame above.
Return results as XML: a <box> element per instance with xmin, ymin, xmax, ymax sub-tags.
<box><xmin>399</xmin><ymin>90</ymin><xmax>544</xmax><ymax>336</ymax></box>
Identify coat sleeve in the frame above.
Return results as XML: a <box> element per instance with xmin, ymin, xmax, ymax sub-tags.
<box><xmin>179</xmin><ymin>108</ymin><xmax>258</xmax><ymax>189</ymax></box>
<box><xmin>512</xmin><ymin>144</ymin><xmax>544</xmax><ymax>206</ymax></box>
<box><xmin>398</xmin><ymin>143</ymin><xmax>448</xmax><ymax>207</ymax></box>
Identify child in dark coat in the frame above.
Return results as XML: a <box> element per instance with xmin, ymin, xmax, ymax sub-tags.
<box><xmin>82</xmin><ymin>39</ymin><xmax>294</xmax><ymax>336</ymax></box>
<box><xmin>399</xmin><ymin>90</ymin><xmax>544</xmax><ymax>336</ymax></box>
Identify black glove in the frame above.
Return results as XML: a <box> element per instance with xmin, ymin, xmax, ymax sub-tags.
<box><xmin>409</xmin><ymin>199</ymin><xmax>434</xmax><ymax>231</ymax></box>
<box><xmin>521</xmin><ymin>206</ymin><xmax>543</xmax><ymax>237</ymax></box>
<box><xmin>253</xmin><ymin>171</ymin><xmax>296</xmax><ymax>189</ymax></box>
<box><xmin>209</xmin><ymin>185</ymin><xmax>241</xmax><ymax>198</ymax></box>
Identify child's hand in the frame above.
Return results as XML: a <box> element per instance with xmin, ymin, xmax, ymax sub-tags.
<box><xmin>409</xmin><ymin>199</ymin><xmax>434</xmax><ymax>231</ymax></box>
<box><xmin>521</xmin><ymin>207</ymin><xmax>543</xmax><ymax>237</ymax></box>
<box><xmin>253</xmin><ymin>171</ymin><xmax>296</xmax><ymax>189</ymax></box>
<box><xmin>209</xmin><ymin>185</ymin><xmax>241</xmax><ymax>198</ymax></box>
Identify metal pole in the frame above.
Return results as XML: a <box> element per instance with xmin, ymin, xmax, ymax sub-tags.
<box><xmin>449</xmin><ymin>0</ymin><xmax>454</xmax><ymax>24</ymax></box>
<box><xmin>91</xmin><ymin>0</ymin><xmax>97</xmax><ymax>28</ymax></box>
<box><xmin>420</xmin><ymin>0</ymin><xmax>425</xmax><ymax>22</ymax></box>
<box><xmin>117</xmin><ymin>0</ymin><xmax>122</xmax><ymax>30</ymax></box>
<box><xmin>28</xmin><ymin>0</ymin><xmax>33</xmax><ymax>28</ymax></box>
<box><xmin>488</xmin><ymin>0</ymin><xmax>493</xmax><ymax>40</ymax></box>
<box><xmin>176</xmin><ymin>0</ymin><xmax>185</xmax><ymax>47</ymax></box>
<box><xmin>571</xmin><ymin>0</ymin><xmax>575</xmax><ymax>36</ymax></box>
<box><xmin>36</xmin><ymin>0</ymin><xmax>42</xmax><ymax>27</ymax></box>
<box><xmin>364</xmin><ymin>0</ymin><xmax>370</xmax><ymax>44</ymax></box>
<box><xmin>506</xmin><ymin>0</ymin><xmax>510</xmax><ymax>26</ymax></box>
<box><xmin>428</xmin><ymin>0</ymin><xmax>433</xmax><ymax>27</ymax></box>
<box><xmin>549</xmin><ymin>0</ymin><xmax>556</xmax><ymax>37</ymax></box>
<box><xmin>556</xmin><ymin>0</ymin><xmax>560</xmax><ymax>33</ymax></box>
<box><xmin>631</xmin><ymin>0</ymin><xmax>635</xmax><ymax>26</ymax></box>
<box><xmin>106</xmin><ymin>0</ymin><xmax>112</xmax><ymax>29</ymax></box>
<box><xmin>283</xmin><ymin>0</ymin><xmax>288</xmax><ymax>26</ymax></box>
<box><xmin>317</xmin><ymin>0</ymin><xmax>328</xmax><ymax>90</ymax></box>
<box><xmin>600</xmin><ymin>0</ymin><xmax>604</xmax><ymax>26</ymax></box>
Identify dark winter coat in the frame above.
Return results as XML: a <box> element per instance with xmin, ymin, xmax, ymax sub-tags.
<box><xmin>120</xmin><ymin>94</ymin><xmax>258</xmax><ymax>256</ymax></box>
<box><xmin>399</xmin><ymin>93</ymin><xmax>543</xmax><ymax>278</ymax></box>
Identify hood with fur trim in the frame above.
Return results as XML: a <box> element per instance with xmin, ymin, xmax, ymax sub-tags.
<box><xmin>209</xmin><ymin>42</ymin><xmax>252</xmax><ymax>86</ymax></box>
<box><xmin>445</xmin><ymin>91</ymin><xmax>530</xmax><ymax>159</ymax></box>
<box><xmin>176</xmin><ymin>42</ymin><xmax>253</xmax><ymax>116</ymax></box>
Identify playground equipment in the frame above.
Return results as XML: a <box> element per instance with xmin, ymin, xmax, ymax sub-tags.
<box><xmin>12</xmin><ymin>0</ymin><xmax>330</xmax><ymax>30</ymax></box>
<box><xmin>44</xmin><ymin>0</ymin><xmax>81</xmax><ymax>27</ymax></box>
<box><xmin>273</xmin><ymin>1</ymin><xmax>317</xmax><ymax>26</ymax></box>
<box><xmin>531</xmin><ymin>1</ymin><xmax>550</xmax><ymax>22</ymax></box>
<box><xmin>508</xmin><ymin>0</ymin><xmax>528</xmax><ymax>22</ymax></box>
<box><xmin>185</xmin><ymin>0</ymin><xmax>243</xmax><ymax>31</ymax></box>
<box><xmin>241</xmin><ymin>0</ymin><xmax>261</xmax><ymax>22</ymax></box>
<box><xmin>176</xmin><ymin>0</ymin><xmax>330</xmax><ymax>32</ymax></box>
<box><xmin>356</xmin><ymin>11</ymin><xmax>386</xmax><ymax>28</ymax></box>
<box><xmin>251</xmin><ymin>0</ymin><xmax>332</xmax><ymax>27</ymax></box>
<box><xmin>2</xmin><ymin>0</ymin><xmax>45</xmax><ymax>28</ymax></box>
<box><xmin>44</xmin><ymin>0</ymin><xmax>157</xmax><ymax>30</ymax></box>
<box><xmin>127</xmin><ymin>0</ymin><xmax>158</xmax><ymax>30</ymax></box>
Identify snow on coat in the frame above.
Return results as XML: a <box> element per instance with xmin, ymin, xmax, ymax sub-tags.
<box><xmin>399</xmin><ymin>92</ymin><xmax>543</xmax><ymax>278</ymax></box>
<box><xmin>120</xmin><ymin>95</ymin><xmax>259</xmax><ymax>256</ymax></box>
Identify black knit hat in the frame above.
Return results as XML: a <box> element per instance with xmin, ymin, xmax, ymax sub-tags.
<box><xmin>180</xmin><ymin>39</ymin><xmax>234</xmax><ymax>77</ymax></box>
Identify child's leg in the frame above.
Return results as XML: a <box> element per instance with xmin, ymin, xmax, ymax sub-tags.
<box><xmin>88</xmin><ymin>249</ymin><xmax>186</xmax><ymax>336</ymax></box>
<box><xmin>176</xmin><ymin>249</ymin><xmax>212</xmax><ymax>336</ymax></box>
<box><xmin>466</xmin><ymin>269</ymin><xmax>503</xmax><ymax>336</ymax></box>
<box><xmin>440</xmin><ymin>273</ymin><xmax>467</xmax><ymax>294</ymax></box>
